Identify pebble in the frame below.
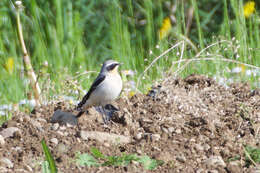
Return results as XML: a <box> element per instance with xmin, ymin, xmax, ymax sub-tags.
<box><xmin>226</xmin><ymin>161</ymin><xmax>241</xmax><ymax>173</ymax></box>
<box><xmin>161</xmin><ymin>127</ymin><xmax>168</xmax><ymax>133</ymax></box>
<box><xmin>1</xmin><ymin>158</ymin><xmax>14</xmax><ymax>168</ymax></box>
<box><xmin>0</xmin><ymin>135</ymin><xmax>5</xmax><ymax>145</ymax></box>
<box><xmin>205</xmin><ymin>155</ymin><xmax>226</xmax><ymax>168</ymax></box>
<box><xmin>24</xmin><ymin>165</ymin><xmax>33</xmax><ymax>172</ymax></box>
<box><xmin>135</xmin><ymin>133</ymin><xmax>142</xmax><ymax>140</ymax></box>
<box><xmin>59</xmin><ymin>126</ymin><xmax>67</xmax><ymax>131</ymax></box>
<box><xmin>51</xmin><ymin>123</ymin><xmax>59</xmax><ymax>131</ymax></box>
<box><xmin>168</xmin><ymin>127</ymin><xmax>175</xmax><ymax>133</ymax></box>
<box><xmin>50</xmin><ymin>138</ymin><xmax>58</xmax><ymax>145</ymax></box>
<box><xmin>57</xmin><ymin>143</ymin><xmax>68</xmax><ymax>154</ymax></box>
<box><xmin>104</xmin><ymin>142</ymin><xmax>110</xmax><ymax>147</ymax></box>
<box><xmin>175</xmin><ymin>129</ymin><xmax>182</xmax><ymax>134</ymax></box>
<box><xmin>23</xmin><ymin>116</ymin><xmax>31</xmax><ymax>122</ymax></box>
<box><xmin>176</xmin><ymin>155</ymin><xmax>186</xmax><ymax>163</ymax></box>
<box><xmin>80</xmin><ymin>131</ymin><xmax>131</xmax><ymax>144</ymax></box>
<box><xmin>195</xmin><ymin>143</ymin><xmax>204</xmax><ymax>151</ymax></box>
<box><xmin>0</xmin><ymin>127</ymin><xmax>21</xmax><ymax>138</ymax></box>
<box><xmin>151</xmin><ymin>134</ymin><xmax>161</xmax><ymax>141</ymax></box>
<box><xmin>37</xmin><ymin>118</ymin><xmax>47</xmax><ymax>123</ymax></box>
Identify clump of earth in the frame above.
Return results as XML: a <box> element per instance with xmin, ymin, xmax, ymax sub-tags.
<box><xmin>0</xmin><ymin>74</ymin><xmax>260</xmax><ymax>172</ymax></box>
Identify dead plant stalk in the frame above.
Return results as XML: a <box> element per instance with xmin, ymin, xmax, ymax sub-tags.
<box><xmin>16</xmin><ymin>2</ymin><xmax>41</xmax><ymax>105</ymax></box>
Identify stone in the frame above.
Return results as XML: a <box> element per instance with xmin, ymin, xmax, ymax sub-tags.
<box><xmin>151</xmin><ymin>134</ymin><xmax>160</xmax><ymax>141</ymax></box>
<box><xmin>50</xmin><ymin>138</ymin><xmax>58</xmax><ymax>145</ymax></box>
<box><xmin>135</xmin><ymin>133</ymin><xmax>142</xmax><ymax>140</ymax></box>
<box><xmin>176</xmin><ymin>155</ymin><xmax>186</xmax><ymax>163</ymax></box>
<box><xmin>0</xmin><ymin>135</ymin><xmax>5</xmax><ymax>145</ymax></box>
<box><xmin>168</xmin><ymin>127</ymin><xmax>175</xmax><ymax>133</ymax></box>
<box><xmin>51</xmin><ymin>123</ymin><xmax>59</xmax><ymax>131</ymax></box>
<box><xmin>80</xmin><ymin>131</ymin><xmax>131</xmax><ymax>144</ymax></box>
<box><xmin>0</xmin><ymin>127</ymin><xmax>21</xmax><ymax>138</ymax></box>
<box><xmin>226</xmin><ymin>161</ymin><xmax>241</xmax><ymax>173</ymax></box>
<box><xmin>205</xmin><ymin>155</ymin><xmax>226</xmax><ymax>168</ymax></box>
<box><xmin>0</xmin><ymin>158</ymin><xmax>13</xmax><ymax>168</ymax></box>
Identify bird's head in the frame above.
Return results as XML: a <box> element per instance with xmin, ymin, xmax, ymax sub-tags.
<box><xmin>101</xmin><ymin>60</ymin><xmax>122</xmax><ymax>74</ymax></box>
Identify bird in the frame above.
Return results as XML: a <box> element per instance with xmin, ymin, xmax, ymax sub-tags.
<box><xmin>76</xmin><ymin>60</ymin><xmax>123</xmax><ymax>123</ymax></box>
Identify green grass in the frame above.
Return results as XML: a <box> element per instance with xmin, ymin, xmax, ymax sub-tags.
<box><xmin>75</xmin><ymin>147</ymin><xmax>163</xmax><ymax>170</ymax></box>
<box><xmin>0</xmin><ymin>0</ymin><xmax>259</xmax><ymax>105</ymax></box>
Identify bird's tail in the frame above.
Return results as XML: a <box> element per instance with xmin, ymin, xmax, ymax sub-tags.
<box><xmin>76</xmin><ymin>111</ymin><xmax>84</xmax><ymax>118</ymax></box>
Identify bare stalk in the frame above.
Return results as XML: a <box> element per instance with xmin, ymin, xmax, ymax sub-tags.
<box><xmin>15</xmin><ymin>1</ymin><xmax>41</xmax><ymax>105</ymax></box>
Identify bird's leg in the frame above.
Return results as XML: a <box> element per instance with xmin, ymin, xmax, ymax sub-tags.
<box><xmin>99</xmin><ymin>106</ymin><xmax>107</xmax><ymax>124</ymax></box>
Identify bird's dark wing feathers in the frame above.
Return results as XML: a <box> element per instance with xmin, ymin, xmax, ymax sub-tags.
<box><xmin>77</xmin><ymin>74</ymin><xmax>106</xmax><ymax>110</ymax></box>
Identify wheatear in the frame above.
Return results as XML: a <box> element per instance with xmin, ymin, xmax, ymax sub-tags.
<box><xmin>76</xmin><ymin>60</ymin><xmax>123</xmax><ymax>123</ymax></box>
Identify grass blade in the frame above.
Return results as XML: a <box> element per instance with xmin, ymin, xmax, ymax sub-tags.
<box><xmin>41</xmin><ymin>139</ymin><xmax>57</xmax><ymax>173</ymax></box>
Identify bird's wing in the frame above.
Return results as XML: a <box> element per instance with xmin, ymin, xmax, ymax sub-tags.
<box><xmin>77</xmin><ymin>74</ymin><xmax>106</xmax><ymax>110</ymax></box>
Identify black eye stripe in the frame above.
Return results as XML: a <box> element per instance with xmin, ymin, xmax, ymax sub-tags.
<box><xmin>106</xmin><ymin>63</ymin><xmax>119</xmax><ymax>71</ymax></box>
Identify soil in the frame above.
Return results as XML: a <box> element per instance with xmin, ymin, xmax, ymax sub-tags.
<box><xmin>0</xmin><ymin>74</ymin><xmax>260</xmax><ymax>173</ymax></box>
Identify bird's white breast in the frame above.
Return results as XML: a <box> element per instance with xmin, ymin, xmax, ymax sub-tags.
<box><xmin>85</xmin><ymin>73</ymin><xmax>122</xmax><ymax>107</ymax></box>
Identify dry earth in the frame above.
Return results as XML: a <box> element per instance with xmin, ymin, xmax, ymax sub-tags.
<box><xmin>0</xmin><ymin>74</ymin><xmax>260</xmax><ymax>173</ymax></box>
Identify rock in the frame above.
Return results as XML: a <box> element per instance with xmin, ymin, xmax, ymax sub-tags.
<box><xmin>195</xmin><ymin>143</ymin><xmax>204</xmax><ymax>151</ymax></box>
<box><xmin>24</xmin><ymin>165</ymin><xmax>33</xmax><ymax>172</ymax></box>
<box><xmin>135</xmin><ymin>133</ymin><xmax>142</xmax><ymax>140</ymax></box>
<box><xmin>57</xmin><ymin>143</ymin><xmax>69</xmax><ymax>154</ymax></box>
<box><xmin>161</xmin><ymin>127</ymin><xmax>168</xmax><ymax>133</ymax></box>
<box><xmin>151</xmin><ymin>134</ymin><xmax>160</xmax><ymax>141</ymax></box>
<box><xmin>37</xmin><ymin>118</ymin><xmax>47</xmax><ymax>123</ymax></box>
<box><xmin>168</xmin><ymin>127</ymin><xmax>175</xmax><ymax>133</ymax></box>
<box><xmin>205</xmin><ymin>155</ymin><xmax>226</xmax><ymax>168</ymax></box>
<box><xmin>50</xmin><ymin>110</ymin><xmax>78</xmax><ymax>126</ymax></box>
<box><xmin>104</xmin><ymin>142</ymin><xmax>110</xmax><ymax>147</ymax></box>
<box><xmin>208</xmin><ymin>170</ymin><xmax>218</xmax><ymax>173</ymax></box>
<box><xmin>0</xmin><ymin>167</ymin><xmax>7</xmax><ymax>172</ymax></box>
<box><xmin>30</xmin><ymin>119</ymin><xmax>42</xmax><ymax>128</ymax></box>
<box><xmin>0</xmin><ymin>127</ymin><xmax>21</xmax><ymax>138</ymax></box>
<box><xmin>51</xmin><ymin>123</ymin><xmax>59</xmax><ymax>131</ymax></box>
<box><xmin>0</xmin><ymin>158</ymin><xmax>13</xmax><ymax>168</ymax></box>
<box><xmin>80</xmin><ymin>131</ymin><xmax>131</xmax><ymax>144</ymax></box>
<box><xmin>50</xmin><ymin>138</ymin><xmax>58</xmax><ymax>145</ymax></box>
<box><xmin>0</xmin><ymin>135</ymin><xmax>5</xmax><ymax>145</ymax></box>
<box><xmin>176</xmin><ymin>155</ymin><xmax>186</xmax><ymax>163</ymax></box>
<box><xmin>59</xmin><ymin>126</ymin><xmax>66</xmax><ymax>130</ymax></box>
<box><xmin>175</xmin><ymin>129</ymin><xmax>182</xmax><ymax>134</ymax></box>
<box><xmin>226</xmin><ymin>161</ymin><xmax>241</xmax><ymax>173</ymax></box>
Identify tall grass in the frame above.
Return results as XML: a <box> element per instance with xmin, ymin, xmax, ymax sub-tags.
<box><xmin>0</xmin><ymin>0</ymin><xmax>259</xmax><ymax>105</ymax></box>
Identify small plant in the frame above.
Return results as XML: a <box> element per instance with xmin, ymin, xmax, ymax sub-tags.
<box><xmin>75</xmin><ymin>147</ymin><xmax>163</xmax><ymax>170</ymax></box>
<box><xmin>244</xmin><ymin>145</ymin><xmax>260</xmax><ymax>167</ymax></box>
<box><xmin>41</xmin><ymin>139</ymin><xmax>57</xmax><ymax>173</ymax></box>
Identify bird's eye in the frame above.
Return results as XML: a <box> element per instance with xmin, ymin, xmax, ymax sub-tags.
<box><xmin>106</xmin><ymin>63</ymin><xmax>119</xmax><ymax>71</ymax></box>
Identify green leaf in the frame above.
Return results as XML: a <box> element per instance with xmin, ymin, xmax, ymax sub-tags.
<box><xmin>75</xmin><ymin>152</ymin><xmax>100</xmax><ymax>167</ymax></box>
<box><xmin>41</xmin><ymin>139</ymin><xmax>57</xmax><ymax>173</ymax></box>
<box><xmin>245</xmin><ymin>145</ymin><xmax>260</xmax><ymax>166</ymax></box>
<box><xmin>41</xmin><ymin>161</ymin><xmax>51</xmax><ymax>173</ymax></box>
<box><xmin>138</xmin><ymin>156</ymin><xmax>158</xmax><ymax>170</ymax></box>
<box><xmin>90</xmin><ymin>147</ymin><xmax>105</xmax><ymax>159</ymax></box>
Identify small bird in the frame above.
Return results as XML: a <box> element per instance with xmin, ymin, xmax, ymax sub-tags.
<box><xmin>76</xmin><ymin>60</ymin><xmax>123</xmax><ymax>123</ymax></box>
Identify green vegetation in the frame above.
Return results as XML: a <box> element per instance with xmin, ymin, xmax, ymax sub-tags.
<box><xmin>0</xmin><ymin>0</ymin><xmax>259</xmax><ymax>105</ymax></box>
<box><xmin>75</xmin><ymin>147</ymin><xmax>163</xmax><ymax>170</ymax></box>
<box><xmin>41</xmin><ymin>139</ymin><xmax>57</xmax><ymax>173</ymax></box>
<box><xmin>244</xmin><ymin>145</ymin><xmax>260</xmax><ymax>167</ymax></box>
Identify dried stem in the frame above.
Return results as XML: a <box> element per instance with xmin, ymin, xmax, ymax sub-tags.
<box><xmin>16</xmin><ymin>1</ymin><xmax>41</xmax><ymax>105</ymax></box>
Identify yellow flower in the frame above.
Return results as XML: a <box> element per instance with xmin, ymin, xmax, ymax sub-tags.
<box><xmin>243</xmin><ymin>1</ymin><xmax>255</xmax><ymax>18</ymax></box>
<box><xmin>159</xmin><ymin>17</ymin><xmax>171</xmax><ymax>40</ymax></box>
<box><xmin>4</xmin><ymin>57</ymin><xmax>14</xmax><ymax>74</ymax></box>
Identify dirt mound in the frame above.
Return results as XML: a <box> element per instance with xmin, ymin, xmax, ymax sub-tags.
<box><xmin>0</xmin><ymin>74</ymin><xmax>260</xmax><ymax>172</ymax></box>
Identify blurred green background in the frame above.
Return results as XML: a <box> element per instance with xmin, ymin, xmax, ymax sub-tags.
<box><xmin>0</xmin><ymin>0</ymin><xmax>259</xmax><ymax>105</ymax></box>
